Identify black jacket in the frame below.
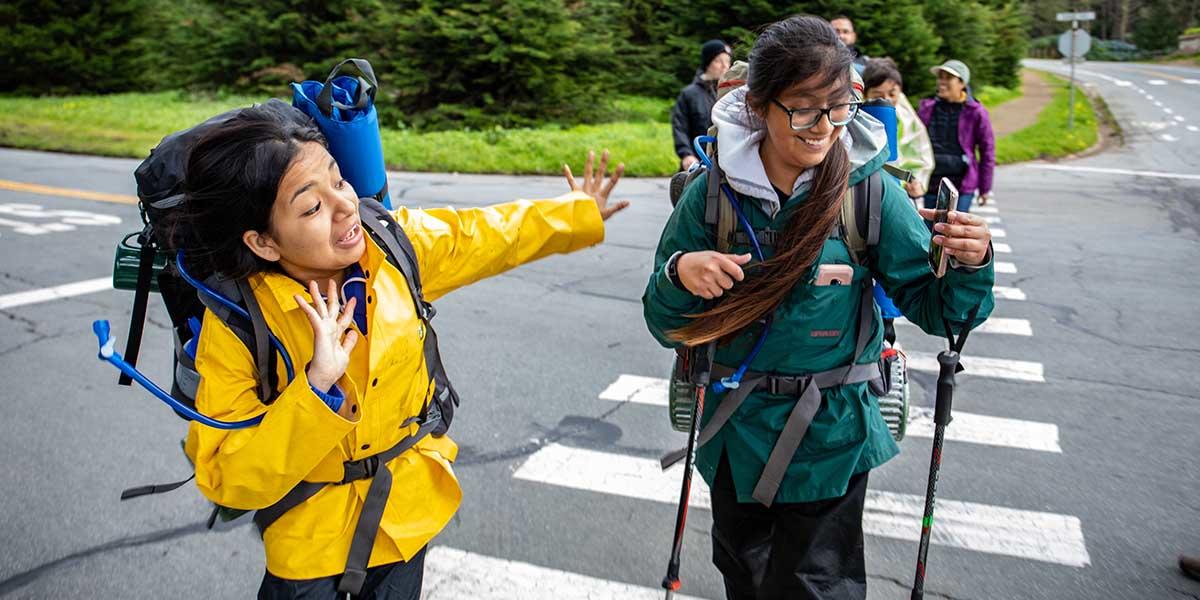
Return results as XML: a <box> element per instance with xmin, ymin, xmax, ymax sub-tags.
<box><xmin>671</xmin><ymin>73</ymin><xmax>717</xmax><ymax>159</ymax></box>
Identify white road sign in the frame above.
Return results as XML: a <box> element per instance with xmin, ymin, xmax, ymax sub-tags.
<box><xmin>1058</xmin><ymin>29</ymin><xmax>1092</xmax><ymax>58</ymax></box>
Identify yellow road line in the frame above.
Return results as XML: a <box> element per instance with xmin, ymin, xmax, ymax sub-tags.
<box><xmin>0</xmin><ymin>178</ymin><xmax>137</xmax><ymax>205</ymax></box>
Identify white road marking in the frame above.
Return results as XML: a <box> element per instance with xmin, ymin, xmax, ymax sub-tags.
<box><xmin>1154</xmin><ymin>101</ymin><xmax>1164</xmax><ymax>107</ymax></box>
<box><xmin>598</xmin><ymin>374</ymin><xmax>670</xmax><ymax>406</ymax></box>
<box><xmin>1189</xmin><ymin>126</ymin><xmax>1199</xmax><ymax>132</ymax></box>
<box><xmin>993</xmin><ymin>242</ymin><xmax>1012</xmax><ymax>253</ymax></box>
<box><xmin>906</xmin><ymin>406</ymin><xmax>1061</xmax><ymax>452</ymax></box>
<box><xmin>1134</xmin><ymin>121</ymin><xmax>1170</xmax><ymax>131</ymax></box>
<box><xmin>993</xmin><ymin>286</ymin><xmax>1027</xmax><ymax>301</ymax></box>
<box><xmin>995</xmin><ymin>261</ymin><xmax>1017</xmax><ymax>274</ymax></box>
<box><xmin>424</xmin><ymin>547</ymin><xmax>707</xmax><ymax>600</ymax></box>
<box><xmin>973</xmin><ymin>205</ymin><xmax>999</xmax><ymax>214</ymax></box>
<box><xmin>991</xmin><ymin>228</ymin><xmax>1007</xmax><ymax>238</ymax></box>
<box><xmin>599</xmin><ymin>375</ymin><xmax>1058</xmax><ymax>452</ymax></box>
<box><xmin>1027</xmin><ymin>164</ymin><xmax>1200</xmax><ymax>181</ymax></box>
<box><xmin>1113</xmin><ymin>79</ymin><xmax>1132</xmax><ymax>87</ymax></box>
<box><xmin>1183</xmin><ymin>79</ymin><xmax>1200</xmax><ymax>85</ymax></box>
<box><xmin>1161</xmin><ymin>134</ymin><xmax>1179</xmax><ymax>142</ymax></box>
<box><xmin>1147</xmin><ymin>79</ymin><xmax>1167</xmax><ymax>86</ymax></box>
<box><xmin>0</xmin><ymin>217</ymin><xmax>51</xmax><ymax>235</ymax></box>
<box><xmin>908</xmin><ymin>351</ymin><xmax>1045</xmax><ymax>382</ymax></box>
<box><xmin>515</xmin><ymin>445</ymin><xmax>1088</xmax><ymax>567</ymax></box>
<box><xmin>1146</xmin><ymin>94</ymin><xmax>1155</xmax><ymax>100</ymax></box>
<box><xmin>1174</xmin><ymin>116</ymin><xmax>1186</xmax><ymax>122</ymax></box>
<box><xmin>1164</xmin><ymin>107</ymin><xmax>1174</xmax><ymax>114</ymax></box>
<box><xmin>897</xmin><ymin>316</ymin><xmax>1030</xmax><ymax>336</ymax></box>
<box><xmin>0</xmin><ymin>277</ymin><xmax>112</xmax><ymax>310</ymax></box>
<box><xmin>982</xmin><ymin>215</ymin><xmax>1001</xmax><ymax>224</ymax></box>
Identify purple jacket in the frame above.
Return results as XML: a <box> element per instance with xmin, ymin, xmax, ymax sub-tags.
<box><xmin>918</xmin><ymin>97</ymin><xmax>995</xmax><ymax>195</ymax></box>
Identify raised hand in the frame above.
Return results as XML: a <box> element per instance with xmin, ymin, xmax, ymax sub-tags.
<box><xmin>295</xmin><ymin>279</ymin><xmax>358</xmax><ymax>394</ymax></box>
<box><xmin>563</xmin><ymin>149</ymin><xmax>629</xmax><ymax>220</ymax></box>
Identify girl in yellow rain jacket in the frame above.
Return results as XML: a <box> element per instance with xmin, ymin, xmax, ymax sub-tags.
<box><xmin>175</xmin><ymin>105</ymin><xmax>627</xmax><ymax>599</ymax></box>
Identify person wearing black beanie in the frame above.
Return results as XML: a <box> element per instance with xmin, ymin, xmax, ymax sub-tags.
<box><xmin>672</xmin><ymin>39</ymin><xmax>732</xmax><ymax>171</ymax></box>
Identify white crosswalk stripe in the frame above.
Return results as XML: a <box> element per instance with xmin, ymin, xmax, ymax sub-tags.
<box><xmin>514</xmin><ymin>445</ymin><xmax>1089</xmax><ymax>567</ymax></box>
<box><xmin>993</xmin><ymin>286</ymin><xmax>1027</xmax><ymax>301</ymax></box>
<box><xmin>973</xmin><ymin>206</ymin><xmax>999</xmax><ymax>214</ymax></box>
<box><xmin>994</xmin><ymin>242</ymin><xmax>1012</xmax><ymax>253</ymax></box>
<box><xmin>991</xmin><ymin>228</ymin><xmax>1007</xmax><ymax>238</ymax></box>
<box><xmin>424</xmin><ymin>547</ymin><xmax>708</xmax><ymax>600</ymax></box>
<box><xmin>897</xmin><ymin>316</ymin><xmax>1031</xmax><ymax>336</ymax></box>
<box><xmin>907</xmin><ymin>351</ymin><xmax>1045</xmax><ymax>382</ymax></box>
<box><xmin>995</xmin><ymin>261</ymin><xmax>1017</xmax><ymax>274</ymax></box>
<box><xmin>598</xmin><ymin>375</ymin><xmax>1058</xmax><ymax>453</ymax></box>
<box><xmin>905</xmin><ymin>407</ymin><xmax>1061</xmax><ymax>452</ymax></box>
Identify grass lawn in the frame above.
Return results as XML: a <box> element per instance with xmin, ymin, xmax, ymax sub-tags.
<box><xmin>994</xmin><ymin>71</ymin><xmax>1097</xmax><ymax>164</ymax></box>
<box><xmin>0</xmin><ymin>74</ymin><xmax>1094</xmax><ymax>176</ymax></box>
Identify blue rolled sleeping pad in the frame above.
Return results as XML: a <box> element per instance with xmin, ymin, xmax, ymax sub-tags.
<box><xmin>860</xmin><ymin>99</ymin><xmax>898</xmax><ymax>162</ymax></box>
<box><xmin>292</xmin><ymin>59</ymin><xmax>392</xmax><ymax>209</ymax></box>
<box><xmin>860</xmin><ymin>99</ymin><xmax>903</xmax><ymax>318</ymax></box>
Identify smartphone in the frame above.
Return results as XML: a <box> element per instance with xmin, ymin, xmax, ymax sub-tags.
<box><xmin>927</xmin><ymin>179</ymin><xmax>958</xmax><ymax>278</ymax></box>
<box><xmin>815</xmin><ymin>264</ymin><xmax>854</xmax><ymax>286</ymax></box>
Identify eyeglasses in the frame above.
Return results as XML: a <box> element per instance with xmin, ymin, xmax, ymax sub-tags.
<box><xmin>771</xmin><ymin>99</ymin><xmax>861</xmax><ymax>130</ymax></box>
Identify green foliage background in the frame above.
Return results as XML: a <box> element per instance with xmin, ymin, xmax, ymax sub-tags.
<box><xmin>1</xmin><ymin>0</ymin><xmax>1036</xmax><ymax>129</ymax></box>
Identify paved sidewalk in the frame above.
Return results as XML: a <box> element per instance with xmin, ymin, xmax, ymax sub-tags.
<box><xmin>989</xmin><ymin>68</ymin><xmax>1054</xmax><ymax>136</ymax></box>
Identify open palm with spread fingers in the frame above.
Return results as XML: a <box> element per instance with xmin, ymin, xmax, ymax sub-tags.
<box><xmin>563</xmin><ymin>150</ymin><xmax>629</xmax><ymax>220</ymax></box>
<box><xmin>295</xmin><ymin>279</ymin><xmax>358</xmax><ymax>393</ymax></box>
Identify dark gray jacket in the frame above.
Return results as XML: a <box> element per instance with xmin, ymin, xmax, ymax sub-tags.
<box><xmin>671</xmin><ymin>73</ymin><xmax>717</xmax><ymax>159</ymax></box>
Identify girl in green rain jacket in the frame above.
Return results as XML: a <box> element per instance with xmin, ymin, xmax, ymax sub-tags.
<box><xmin>642</xmin><ymin>16</ymin><xmax>995</xmax><ymax>600</ymax></box>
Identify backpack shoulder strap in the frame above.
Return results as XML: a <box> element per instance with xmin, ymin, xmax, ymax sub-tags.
<box><xmin>840</xmin><ymin>171</ymin><xmax>884</xmax><ymax>265</ymax></box>
<box><xmin>358</xmin><ymin>198</ymin><xmax>459</xmax><ymax>436</ymax></box>
<box><xmin>196</xmin><ymin>277</ymin><xmax>278</xmax><ymax>404</ymax></box>
<box><xmin>358</xmin><ymin>200</ymin><xmax>429</xmax><ymax>318</ymax></box>
<box><xmin>701</xmin><ymin>147</ymin><xmax>737</xmax><ymax>254</ymax></box>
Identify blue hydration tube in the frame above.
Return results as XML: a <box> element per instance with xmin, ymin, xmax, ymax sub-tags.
<box><xmin>692</xmin><ymin>136</ymin><xmax>772</xmax><ymax>394</ymax></box>
<box><xmin>89</xmin><ymin>252</ymin><xmax>296</xmax><ymax>430</ymax></box>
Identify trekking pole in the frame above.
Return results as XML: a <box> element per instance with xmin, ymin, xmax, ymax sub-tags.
<box><xmin>911</xmin><ymin>306</ymin><xmax>981</xmax><ymax>600</ymax></box>
<box><xmin>662</xmin><ymin>343</ymin><xmax>714</xmax><ymax>600</ymax></box>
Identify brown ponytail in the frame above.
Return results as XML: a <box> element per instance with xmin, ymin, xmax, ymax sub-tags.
<box><xmin>670</xmin><ymin>15</ymin><xmax>854</xmax><ymax>346</ymax></box>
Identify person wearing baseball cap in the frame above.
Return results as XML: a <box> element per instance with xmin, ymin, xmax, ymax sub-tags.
<box><xmin>918</xmin><ymin>59</ymin><xmax>996</xmax><ymax>211</ymax></box>
<box><xmin>672</xmin><ymin>39</ymin><xmax>732</xmax><ymax>171</ymax></box>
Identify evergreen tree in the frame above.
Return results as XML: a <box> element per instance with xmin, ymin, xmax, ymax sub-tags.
<box><xmin>0</xmin><ymin>0</ymin><xmax>157</xmax><ymax>94</ymax></box>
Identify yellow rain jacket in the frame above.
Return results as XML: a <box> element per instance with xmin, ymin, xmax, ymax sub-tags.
<box><xmin>184</xmin><ymin>193</ymin><xmax>604</xmax><ymax>579</ymax></box>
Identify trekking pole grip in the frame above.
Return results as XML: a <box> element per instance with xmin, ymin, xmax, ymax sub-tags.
<box><xmin>934</xmin><ymin>350</ymin><xmax>958</xmax><ymax>426</ymax></box>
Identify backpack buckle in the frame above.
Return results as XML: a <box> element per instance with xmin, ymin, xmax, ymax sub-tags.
<box><xmin>342</xmin><ymin>455</ymin><xmax>380</xmax><ymax>483</ymax></box>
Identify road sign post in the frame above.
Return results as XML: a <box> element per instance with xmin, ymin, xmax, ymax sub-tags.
<box><xmin>1056</xmin><ymin>12</ymin><xmax>1095</xmax><ymax>130</ymax></box>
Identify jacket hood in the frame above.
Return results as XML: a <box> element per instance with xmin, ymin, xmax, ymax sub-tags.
<box><xmin>710</xmin><ymin>86</ymin><xmax>888</xmax><ymax>217</ymax></box>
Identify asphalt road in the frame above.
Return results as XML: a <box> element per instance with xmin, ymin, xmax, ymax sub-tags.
<box><xmin>0</xmin><ymin>60</ymin><xmax>1198</xmax><ymax>599</ymax></box>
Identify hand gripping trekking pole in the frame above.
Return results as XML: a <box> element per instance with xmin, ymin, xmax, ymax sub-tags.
<box><xmin>662</xmin><ymin>342</ymin><xmax>715</xmax><ymax>599</ymax></box>
<box><xmin>911</xmin><ymin>304</ymin><xmax>982</xmax><ymax>600</ymax></box>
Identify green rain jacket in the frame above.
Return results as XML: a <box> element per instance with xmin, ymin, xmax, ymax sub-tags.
<box><xmin>642</xmin><ymin>87</ymin><xmax>995</xmax><ymax>504</ymax></box>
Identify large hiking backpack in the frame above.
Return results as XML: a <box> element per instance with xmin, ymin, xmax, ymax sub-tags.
<box><xmin>665</xmin><ymin>144</ymin><xmax>909</xmax><ymax>444</ymax></box>
<box><xmin>111</xmin><ymin>99</ymin><xmax>461</xmax><ymax>594</ymax></box>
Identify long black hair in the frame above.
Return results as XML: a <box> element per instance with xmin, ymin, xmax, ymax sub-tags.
<box><xmin>673</xmin><ymin>15</ymin><xmax>854</xmax><ymax>345</ymax></box>
<box><xmin>176</xmin><ymin>105</ymin><xmax>327</xmax><ymax>279</ymax></box>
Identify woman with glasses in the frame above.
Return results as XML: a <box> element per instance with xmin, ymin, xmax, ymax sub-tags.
<box><xmin>642</xmin><ymin>15</ymin><xmax>995</xmax><ymax>599</ymax></box>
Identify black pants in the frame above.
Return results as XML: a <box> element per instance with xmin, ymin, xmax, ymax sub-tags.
<box><xmin>258</xmin><ymin>547</ymin><xmax>426</xmax><ymax>600</ymax></box>
<box><xmin>710</xmin><ymin>453</ymin><xmax>869</xmax><ymax>600</ymax></box>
